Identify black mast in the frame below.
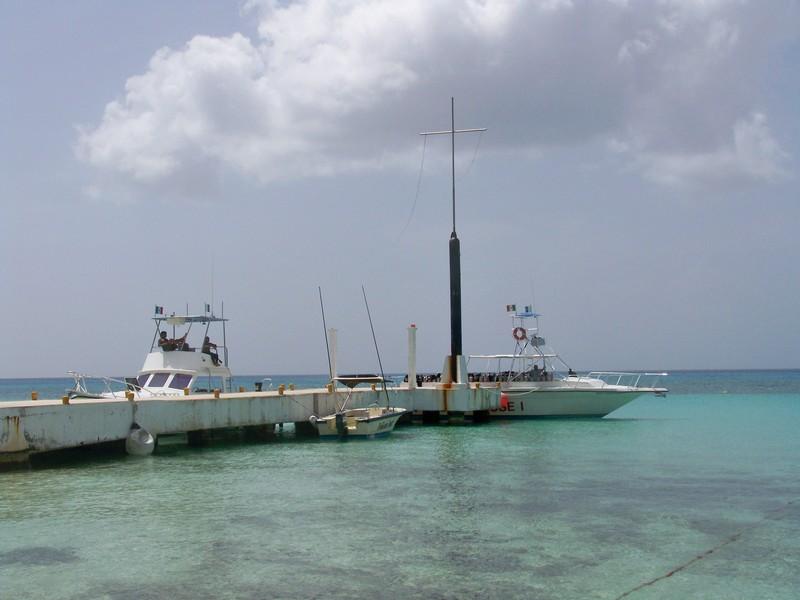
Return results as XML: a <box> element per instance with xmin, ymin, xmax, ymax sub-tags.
<box><xmin>448</xmin><ymin>98</ymin><xmax>461</xmax><ymax>361</ymax></box>
<box><xmin>420</xmin><ymin>98</ymin><xmax>485</xmax><ymax>382</ymax></box>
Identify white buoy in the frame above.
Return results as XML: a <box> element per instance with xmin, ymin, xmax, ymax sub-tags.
<box><xmin>125</xmin><ymin>424</ymin><xmax>155</xmax><ymax>456</ymax></box>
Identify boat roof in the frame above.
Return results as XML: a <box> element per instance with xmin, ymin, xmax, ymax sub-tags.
<box><xmin>469</xmin><ymin>353</ymin><xmax>558</xmax><ymax>359</ymax></box>
<box><xmin>154</xmin><ymin>315</ymin><xmax>228</xmax><ymax>325</ymax></box>
<box><xmin>333</xmin><ymin>374</ymin><xmax>384</xmax><ymax>388</ymax></box>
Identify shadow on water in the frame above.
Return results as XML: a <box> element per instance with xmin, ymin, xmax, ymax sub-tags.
<box><xmin>24</xmin><ymin>441</ymin><xmax>128</xmax><ymax>471</ymax></box>
<box><xmin>88</xmin><ymin>584</ymin><xmax>218</xmax><ymax>600</ymax></box>
<box><xmin>0</xmin><ymin>546</ymin><xmax>79</xmax><ymax>566</ymax></box>
<box><xmin>15</xmin><ymin>422</ymin><xmax>401</xmax><ymax>470</ymax></box>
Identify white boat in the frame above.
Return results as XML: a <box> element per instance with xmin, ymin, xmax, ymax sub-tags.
<box><xmin>467</xmin><ymin>306</ymin><xmax>668</xmax><ymax>418</ymax></box>
<box><xmin>310</xmin><ymin>375</ymin><xmax>406</xmax><ymax>439</ymax></box>
<box><xmin>68</xmin><ymin>308</ymin><xmax>232</xmax><ymax>400</ymax></box>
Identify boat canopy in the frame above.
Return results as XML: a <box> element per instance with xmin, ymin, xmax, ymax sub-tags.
<box><xmin>470</xmin><ymin>353</ymin><xmax>558</xmax><ymax>360</ymax></box>
<box><xmin>333</xmin><ymin>374</ymin><xmax>384</xmax><ymax>388</ymax></box>
<box><xmin>154</xmin><ymin>315</ymin><xmax>229</xmax><ymax>325</ymax></box>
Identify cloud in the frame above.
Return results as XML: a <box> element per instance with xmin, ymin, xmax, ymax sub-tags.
<box><xmin>76</xmin><ymin>0</ymin><xmax>797</xmax><ymax>197</ymax></box>
<box><xmin>628</xmin><ymin>112</ymin><xmax>789</xmax><ymax>186</ymax></box>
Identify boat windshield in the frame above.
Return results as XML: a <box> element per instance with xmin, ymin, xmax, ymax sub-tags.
<box><xmin>169</xmin><ymin>373</ymin><xmax>193</xmax><ymax>389</ymax></box>
<box><xmin>148</xmin><ymin>373</ymin><xmax>169</xmax><ymax>388</ymax></box>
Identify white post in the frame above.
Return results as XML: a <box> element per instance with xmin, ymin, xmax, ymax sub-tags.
<box><xmin>407</xmin><ymin>323</ymin><xmax>417</xmax><ymax>389</ymax></box>
<box><xmin>328</xmin><ymin>328</ymin><xmax>338</xmax><ymax>382</ymax></box>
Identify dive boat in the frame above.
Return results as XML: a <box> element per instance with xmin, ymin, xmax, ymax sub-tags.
<box><xmin>69</xmin><ymin>307</ymin><xmax>232</xmax><ymax>399</ymax></box>
<box><xmin>310</xmin><ymin>375</ymin><xmax>406</xmax><ymax>439</ymax></box>
<box><xmin>468</xmin><ymin>306</ymin><xmax>668</xmax><ymax>418</ymax></box>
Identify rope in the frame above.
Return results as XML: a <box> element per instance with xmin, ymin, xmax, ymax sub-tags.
<box><xmin>615</xmin><ymin>498</ymin><xmax>798</xmax><ymax>599</ymax></box>
<box><xmin>397</xmin><ymin>135</ymin><xmax>428</xmax><ymax>241</ymax></box>
<box><xmin>397</xmin><ymin>129</ymin><xmax>483</xmax><ymax>241</ymax></box>
<box><xmin>462</xmin><ymin>129</ymin><xmax>484</xmax><ymax>179</ymax></box>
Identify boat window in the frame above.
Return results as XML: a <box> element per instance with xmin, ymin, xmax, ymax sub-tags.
<box><xmin>137</xmin><ymin>374</ymin><xmax>151</xmax><ymax>387</ymax></box>
<box><xmin>148</xmin><ymin>372</ymin><xmax>169</xmax><ymax>388</ymax></box>
<box><xmin>169</xmin><ymin>373</ymin><xmax>193</xmax><ymax>390</ymax></box>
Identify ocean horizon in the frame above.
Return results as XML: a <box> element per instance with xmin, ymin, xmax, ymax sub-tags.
<box><xmin>2</xmin><ymin>368</ymin><xmax>799</xmax><ymax>401</ymax></box>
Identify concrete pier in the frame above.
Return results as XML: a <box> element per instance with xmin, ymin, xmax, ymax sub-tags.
<box><xmin>0</xmin><ymin>383</ymin><xmax>498</xmax><ymax>464</ymax></box>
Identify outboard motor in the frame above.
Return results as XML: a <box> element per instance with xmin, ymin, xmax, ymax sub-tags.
<box><xmin>335</xmin><ymin>413</ymin><xmax>348</xmax><ymax>437</ymax></box>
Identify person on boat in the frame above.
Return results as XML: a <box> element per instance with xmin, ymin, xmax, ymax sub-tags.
<box><xmin>202</xmin><ymin>336</ymin><xmax>220</xmax><ymax>366</ymax></box>
<box><xmin>158</xmin><ymin>331</ymin><xmax>187</xmax><ymax>352</ymax></box>
<box><xmin>158</xmin><ymin>331</ymin><xmax>176</xmax><ymax>351</ymax></box>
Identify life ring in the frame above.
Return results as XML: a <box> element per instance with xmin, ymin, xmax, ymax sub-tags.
<box><xmin>512</xmin><ymin>327</ymin><xmax>527</xmax><ymax>341</ymax></box>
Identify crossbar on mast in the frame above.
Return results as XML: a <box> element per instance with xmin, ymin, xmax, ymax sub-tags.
<box><xmin>420</xmin><ymin>128</ymin><xmax>487</xmax><ymax>136</ymax></box>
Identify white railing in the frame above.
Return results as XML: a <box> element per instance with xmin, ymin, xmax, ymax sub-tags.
<box><xmin>68</xmin><ymin>372</ymin><xmax>138</xmax><ymax>399</ymax></box>
<box><xmin>67</xmin><ymin>372</ymin><xmax>184</xmax><ymax>399</ymax></box>
<box><xmin>585</xmin><ymin>371</ymin><xmax>668</xmax><ymax>389</ymax></box>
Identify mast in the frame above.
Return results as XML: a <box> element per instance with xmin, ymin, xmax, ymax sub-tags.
<box><xmin>449</xmin><ymin>98</ymin><xmax>460</xmax><ymax>362</ymax></box>
<box><xmin>318</xmin><ymin>286</ymin><xmax>333</xmax><ymax>381</ymax></box>
<box><xmin>420</xmin><ymin>98</ymin><xmax>486</xmax><ymax>381</ymax></box>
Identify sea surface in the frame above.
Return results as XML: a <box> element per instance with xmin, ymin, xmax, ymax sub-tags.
<box><xmin>1</xmin><ymin>370</ymin><xmax>798</xmax><ymax>599</ymax></box>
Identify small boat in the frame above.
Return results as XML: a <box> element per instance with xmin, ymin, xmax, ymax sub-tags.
<box><xmin>310</xmin><ymin>287</ymin><xmax>406</xmax><ymax>439</ymax></box>
<box><xmin>468</xmin><ymin>305</ymin><xmax>668</xmax><ymax>418</ymax></box>
<box><xmin>68</xmin><ymin>307</ymin><xmax>232</xmax><ymax>400</ymax></box>
<box><xmin>310</xmin><ymin>375</ymin><xmax>407</xmax><ymax>439</ymax></box>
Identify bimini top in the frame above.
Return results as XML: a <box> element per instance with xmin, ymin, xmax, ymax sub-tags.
<box><xmin>470</xmin><ymin>353</ymin><xmax>558</xmax><ymax>360</ymax></box>
<box><xmin>153</xmin><ymin>314</ymin><xmax>228</xmax><ymax>325</ymax></box>
<box><xmin>333</xmin><ymin>374</ymin><xmax>384</xmax><ymax>388</ymax></box>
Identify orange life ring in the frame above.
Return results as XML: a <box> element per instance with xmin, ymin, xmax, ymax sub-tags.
<box><xmin>512</xmin><ymin>327</ymin><xmax>527</xmax><ymax>341</ymax></box>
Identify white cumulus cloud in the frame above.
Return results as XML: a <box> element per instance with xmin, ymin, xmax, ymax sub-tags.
<box><xmin>76</xmin><ymin>0</ymin><xmax>797</xmax><ymax>197</ymax></box>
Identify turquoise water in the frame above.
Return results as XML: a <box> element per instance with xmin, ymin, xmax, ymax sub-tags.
<box><xmin>1</xmin><ymin>371</ymin><xmax>799</xmax><ymax>599</ymax></box>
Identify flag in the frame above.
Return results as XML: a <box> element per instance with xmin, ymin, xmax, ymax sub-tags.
<box><xmin>154</xmin><ymin>305</ymin><xmax>164</xmax><ymax>315</ymax></box>
<box><xmin>505</xmin><ymin>304</ymin><xmax>516</xmax><ymax>312</ymax></box>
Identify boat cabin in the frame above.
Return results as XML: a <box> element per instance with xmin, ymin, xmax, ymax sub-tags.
<box><xmin>138</xmin><ymin>313</ymin><xmax>232</xmax><ymax>394</ymax></box>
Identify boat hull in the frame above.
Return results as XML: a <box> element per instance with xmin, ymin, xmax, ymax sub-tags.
<box><xmin>490</xmin><ymin>388</ymin><xmax>652</xmax><ymax>418</ymax></box>
<box><xmin>313</xmin><ymin>407</ymin><xmax>406</xmax><ymax>439</ymax></box>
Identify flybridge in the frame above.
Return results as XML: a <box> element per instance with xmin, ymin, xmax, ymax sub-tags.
<box><xmin>149</xmin><ymin>306</ymin><xmax>229</xmax><ymax>366</ymax></box>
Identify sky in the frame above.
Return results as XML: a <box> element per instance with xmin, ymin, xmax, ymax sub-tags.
<box><xmin>1</xmin><ymin>0</ymin><xmax>799</xmax><ymax>378</ymax></box>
